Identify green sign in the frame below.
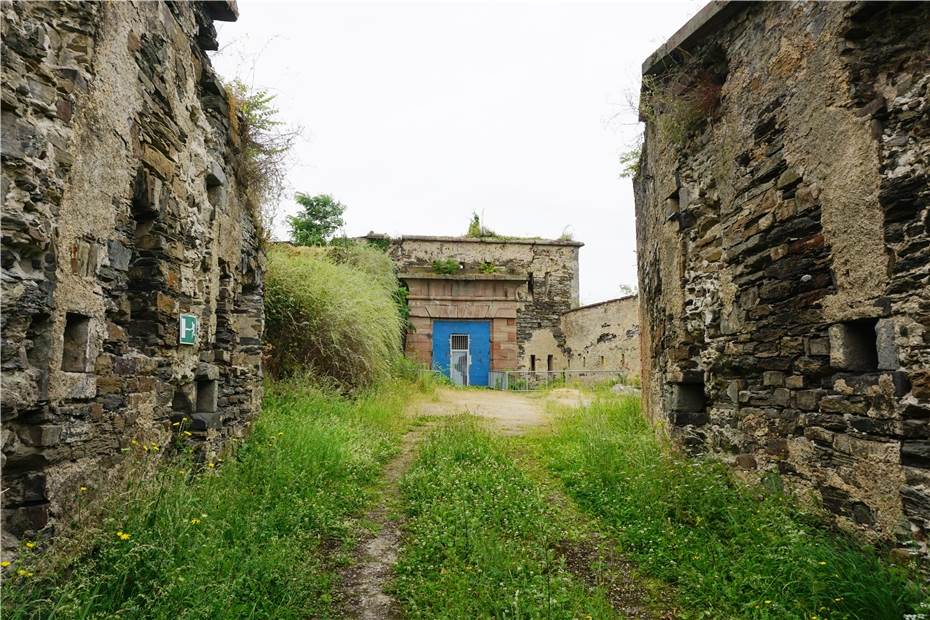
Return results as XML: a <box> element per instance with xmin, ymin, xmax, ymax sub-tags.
<box><xmin>179</xmin><ymin>313</ymin><xmax>199</xmax><ymax>346</ymax></box>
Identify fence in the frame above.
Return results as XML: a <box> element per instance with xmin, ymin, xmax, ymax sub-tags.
<box><xmin>489</xmin><ymin>369</ymin><xmax>633</xmax><ymax>391</ymax></box>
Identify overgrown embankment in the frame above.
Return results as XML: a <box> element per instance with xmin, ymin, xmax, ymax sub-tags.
<box><xmin>537</xmin><ymin>393</ymin><xmax>928</xmax><ymax>619</ymax></box>
<box><xmin>264</xmin><ymin>242</ymin><xmax>404</xmax><ymax>390</ymax></box>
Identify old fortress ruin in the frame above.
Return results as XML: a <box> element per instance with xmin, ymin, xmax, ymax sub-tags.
<box><xmin>1</xmin><ymin>0</ymin><xmax>262</xmax><ymax>552</ymax></box>
<box><xmin>1</xmin><ymin>0</ymin><xmax>928</xmax><ymax>561</ymax></box>
<box><xmin>636</xmin><ymin>1</ymin><xmax>929</xmax><ymax>552</ymax></box>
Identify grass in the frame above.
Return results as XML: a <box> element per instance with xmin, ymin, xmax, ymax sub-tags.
<box><xmin>3</xmin><ymin>379</ymin><xmax>411</xmax><ymax>619</ymax></box>
<box><xmin>264</xmin><ymin>244</ymin><xmax>403</xmax><ymax>389</ymax></box>
<box><xmin>392</xmin><ymin>416</ymin><xmax>618</xmax><ymax>618</ymax></box>
<box><xmin>536</xmin><ymin>393</ymin><xmax>929</xmax><ymax>619</ymax></box>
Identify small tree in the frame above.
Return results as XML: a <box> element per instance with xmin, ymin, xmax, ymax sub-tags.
<box><xmin>288</xmin><ymin>193</ymin><xmax>346</xmax><ymax>246</ymax></box>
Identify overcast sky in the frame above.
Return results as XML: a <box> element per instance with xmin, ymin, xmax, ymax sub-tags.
<box><xmin>211</xmin><ymin>0</ymin><xmax>704</xmax><ymax>305</ymax></box>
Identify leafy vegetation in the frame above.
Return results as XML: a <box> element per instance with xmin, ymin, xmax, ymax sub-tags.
<box><xmin>465</xmin><ymin>212</ymin><xmax>496</xmax><ymax>238</ymax></box>
<box><xmin>288</xmin><ymin>193</ymin><xmax>346</xmax><ymax>246</ymax></box>
<box><xmin>537</xmin><ymin>394</ymin><xmax>928</xmax><ymax>619</ymax></box>
<box><xmin>478</xmin><ymin>260</ymin><xmax>498</xmax><ymax>274</ymax></box>
<box><xmin>431</xmin><ymin>258</ymin><xmax>460</xmax><ymax>275</ymax></box>
<box><xmin>264</xmin><ymin>244</ymin><xmax>402</xmax><ymax>389</ymax></box>
<box><xmin>3</xmin><ymin>380</ymin><xmax>412</xmax><ymax>619</ymax></box>
<box><xmin>226</xmin><ymin>79</ymin><xmax>300</xmax><ymax>240</ymax></box>
<box><xmin>392</xmin><ymin>417</ymin><xmax>618</xmax><ymax>618</ymax></box>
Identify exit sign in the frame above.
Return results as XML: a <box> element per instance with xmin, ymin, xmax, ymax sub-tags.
<box><xmin>179</xmin><ymin>313</ymin><xmax>199</xmax><ymax>346</ymax></box>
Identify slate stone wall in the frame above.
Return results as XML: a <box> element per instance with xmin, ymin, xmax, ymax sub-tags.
<box><xmin>1</xmin><ymin>0</ymin><xmax>263</xmax><ymax>552</ymax></box>
<box><xmin>635</xmin><ymin>2</ymin><xmax>929</xmax><ymax>555</ymax></box>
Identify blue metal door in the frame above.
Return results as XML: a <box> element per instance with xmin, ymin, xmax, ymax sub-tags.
<box><xmin>432</xmin><ymin>320</ymin><xmax>491</xmax><ymax>386</ymax></box>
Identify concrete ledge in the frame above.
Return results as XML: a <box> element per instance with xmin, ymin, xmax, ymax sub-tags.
<box><xmin>399</xmin><ymin>272</ymin><xmax>528</xmax><ymax>281</ymax></box>
<box><xmin>369</xmin><ymin>234</ymin><xmax>583</xmax><ymax>248</ymax></box>
<box><xmin>642</xmin><ymin>1</ymin><xmax>748</xmax><ymax>75</ymax></box>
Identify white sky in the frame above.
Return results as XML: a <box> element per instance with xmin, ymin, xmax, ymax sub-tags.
<box><xmin>211</xmin><ymin>0</ymin><xmax>704</xmax><ymax>305</ymax></box>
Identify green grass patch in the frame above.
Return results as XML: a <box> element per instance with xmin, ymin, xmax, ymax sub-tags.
<box><xmin>537</xmin><ymin>394</ymin><xmax>928</xmax><ymax>619</ymax></box>
<box><xmin>3</xmin><ymin>379</ymin><xmax>411</xmax><ymax>619</ymax></box>
<box><xmin>392</xmin><ymin>416</ymin><xmax>618</xmax><ymax>618</ymax></box>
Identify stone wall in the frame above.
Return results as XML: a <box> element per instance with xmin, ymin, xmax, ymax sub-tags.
<box><xmin>1</xmin><ymin>0</ymin><xmax>264</xmax><ymax>552</ymax></box>
<box><xmin>634</xmin><ymin>1</ymin><xmax>929</xmax><ymax>554</ymax></box>
<box><xmin>561</xmin><ymin>296</ymin><xmax>641</xmax><ymax>377</ymax></box>
<box><xmin>369</xmin><ymin>235</ymin><xmax>581</xmax><ymax>370</ymax></box>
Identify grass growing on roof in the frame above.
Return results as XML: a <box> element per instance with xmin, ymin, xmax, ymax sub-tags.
<box><xmin>3</xmin><ymin>380</ymin><xmax>410</xmax><ymax>619</ymax></box>
<box><xmin>392</xmin><ymin>416</ymin><xmax>618</xmax><ymax>618</ymax></box>
<box><xmin>536</xmin><ymin>393</ymin><xmax>928</xmax><ymax>619</ymax></box>
<box><xmin>264</xmin><ymin>244</ymin><xmax>402</xmax><ymax>389</ymax></box>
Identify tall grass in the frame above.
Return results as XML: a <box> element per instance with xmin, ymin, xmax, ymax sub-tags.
<box><xmin>393</xmin><ymin>417</ymin><xmax>618</xmax><ymax>618</ymax></box>
<box><xmin>3</xmin><ymin>380</ymin><xmax>410</xmax><ymax>619</ymax></box>
<box><xmin>538</xmin><ymin>395</ymin><xmax>928</xmax><ymax>619</ymax></box>
<box><xmin>264</xmin><ymin>244</ymin><xmax>402</xmax><ymax>390</ymax></box>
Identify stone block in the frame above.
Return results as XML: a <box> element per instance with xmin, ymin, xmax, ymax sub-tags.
<box><xmin>795</xmin><ymin>389</ymin><xmax>821</xmax><ymax>411</ymax></box>
<box><xmin>901</xmin><ymin>441</ymin><xmax>930</xmax><ymax>468</ymax></box>
<box><xmin>763</xmin><ymin>371</ymin><xmax>785</xmax><ymax>386</ymax></box>
<box><xmin>785</xmin><ymin>375</ymin><xmax>804</xmax><ymax>389</ymax></box>
<box><xmin>875</xmin><ymin>318</ymin><xmax>898</xmax><ymax>370</ymax></box>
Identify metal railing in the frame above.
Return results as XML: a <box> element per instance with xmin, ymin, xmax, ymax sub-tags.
<box><xmin>489</xmin><ymin>369</ymin><xmax>635</xmax><ymax>391</ymax></box>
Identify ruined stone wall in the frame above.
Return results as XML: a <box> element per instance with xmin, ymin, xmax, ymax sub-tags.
<box><xmin>635</xmin><ymin>2</ymin><xmax>929</xmax><ymax>553</ymax></box>
<box><xmin>375</xmin><ymin>235</ymin><xmax>582</xmax><ymax>369</ymax></box>
<box><xmin>561</xmin><ymin>296</ymin><xmax>641</xmax><ymax>376</ymax></box>
<box><xmin>1</xmin><ymin>0</ymin><xmax>263</xmax><ymax>552</ymax></box>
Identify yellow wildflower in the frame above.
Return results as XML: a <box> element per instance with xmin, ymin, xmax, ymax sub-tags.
<box><xmin>150</xmin><ymin>444</ymin><xmax>159</xmax><ymax>451</ymax></box>
<box><xmin>116</xmin><ymin>530</ymin><xmax>131</xmax><ymax>541</ymax></box>
<box><xmin>1</xmin><ymin>561</ymin><xmax>10</xmax><ymax>568</ymax></box>
<box><xmin>183</xmin><ymin>431</ymin><xmax>192</xmax><ymax>437</ymax></box>
<box><xmin>24</xmin><ymin>542</ymin><xmax>36</xmax><ymax>549</ymax></box>
<box><xmin>207</xmin><ymin>462</ymin><xmax>215</xmax><ymax>468</ymax></box>
<box><xmin>17</xmin><ymin>569</ymin><xmax>32</xmax><ymax>577</ymax></box>
<box><xmin>131</xmin><ymin>439</ymin><xmax>138</xmax><ymax>445</ymax></box>
<box><xmin>172</xmin><ymin>421</ymin><xmax>180</xmax><ymax>427</ymax></box>
<box><xmin>190</xmin><ymin>518</ymin><xmax>201</xmax><ymax>525</ymax></box>
<box><xmin>818</xmin><ymin>561</ymin><xmax>827</xmax><ymax>565</ymax></box>
<box><xmin>79</xmin><ymin>486</ymin><xmax>88</xmax><ymax>493</ymax></box>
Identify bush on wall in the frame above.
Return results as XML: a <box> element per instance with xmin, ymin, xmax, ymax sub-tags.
<box><xmin>264</xmin><ymin>244</ymin><xmax>402</xmax><ymax>390</ymax></box>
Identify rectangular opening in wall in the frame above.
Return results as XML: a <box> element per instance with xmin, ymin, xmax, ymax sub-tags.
<box><xmin>196</xmin><ymin>379</ymin><xmax>217</xmax><ymax>414</ymax></box>
<box><xmin>61</xmin><ymin>313</ymin><xmax>90</xmax><ymax>372</ymax></box>
<box><xmin>665</xmin><ymin>188</ymin><xmax>680</xmax><ymax>220</ymax></box>
<box><xmin>600</xmin><ymin>355</ymin><xmax>605</xmax><ymax>367</ymax></box>
<box><xmin>530</xmin><ymin>354</ymin><xmax>536</xmax><ymax>371</ymax></box>
<box><xmin>668</xmin><ymin>379</ymin><xmax>707</xmax><ymax>426</ymax></box>
<box><xmin>829</xmin><ymin>318</ymin><xmax>879</xmax><ymax>372</ymax></box>
<box><xmin>547</xmin><ymin>354</ymin><xmax>553</xmax><ymax>371</ymax></box>
<box><xmin>527</xmin><ymin>272</ymin><xmax>534</xmax><ymax>296</ymax></box>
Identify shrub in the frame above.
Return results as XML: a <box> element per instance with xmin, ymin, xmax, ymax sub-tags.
<box><xmin>432</xmin><ymin>259</ymin><xmax>460</xmax><ymax>275</ymax></box>
<box><xmin>264</xmin><ymin>245</ymin><xmax>402</xmax><ymax>389</ymax></box>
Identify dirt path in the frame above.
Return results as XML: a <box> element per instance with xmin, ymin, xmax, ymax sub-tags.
<box><xmin>340</xmin><ymin>420</ymin><xmax>429</xmax><ymax>620</ymax></box>
<box><xmin>410</xmin><ymin>386</ymin><xmax>590</xmax><ymax>435</ymax></box>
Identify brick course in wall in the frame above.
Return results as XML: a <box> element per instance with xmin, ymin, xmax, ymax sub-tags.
<box><xmin>635</xmin><ymin>2</ymin><xmax>929</xmax><ymax>554</ymax></box>
<box><xmin>1</xmin><ymin>1</ymin><xmax>263</xmax><ymax>552</ymax></box>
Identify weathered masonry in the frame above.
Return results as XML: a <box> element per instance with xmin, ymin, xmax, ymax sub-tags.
<box><xmin>367</xmin><ymin>234</ymin><xmax>582</xmax><ymax>384</ymax></box>
<box><xmin>561</xmin><ymin>296</ymin><xmax>641</xmax><ymax>378</ymax></box>
<box><xmin>1</xmin><ymin>1</ymin><xmax>264</xmax><ymax>552</ymax></box>
<box><xmin>634</xmin><ymin>1</ymin><xmax>930</xmax><ymax>554</ymax></box>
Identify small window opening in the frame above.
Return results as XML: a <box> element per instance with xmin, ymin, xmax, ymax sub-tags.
<box><xmin>451</xmin><ymin>334</ymin><xmax>469</xmax><ymax>351</ymax></box>
<box><xmin>172</xmin><ymin>385</ymin><xmax>194</xmax><ymax>414</ymax></box>
<box><xmin>600</xmin><ymin>355</ymin><xmax>605</xmax><ymax>367</ymax></box>
<box><xmin>61</xmin><ymin>313</ymin><xmax>90</xmax><ymax>372</ymax></box>
<box><xmin>547</xmin><ymin>354</ymin><xmax>553</xmax><ymax>371</ymax></box>
<box><xmin>830</xmin><ymin>318</ymin><xmax>879</xmax><ymax>372</ymax></box>
<box><xmin>196</xmin><ymin>379</ymin><xmax>217</xmax><ymax>414</ymax></box>
<box><xmin>527</xmin><ymin>272</ymin><xmax>534</xmax><ymax>295</ymax></box>
<box><xmin>530</xmin><ymin>355</ymin><xmax>536</xmax><ymax>371</ymax></box>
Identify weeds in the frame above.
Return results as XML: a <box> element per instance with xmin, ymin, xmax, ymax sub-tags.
<box><xmin>3</xmin><ymin>380</ymin><xmax>411</xmax><ymax>619</ymax></box>
<box><xmin>538</xmin><ymin>394</ymin><xmax>928</xmax><ymax>619</ymax></box>
<box><xmin>264</xmin><ymin>244</ymin><xmax>402</xmax><ymax>389</ymax></box>
<box><xmin>431</xmin><ymin>258</ymin><xmax>460</xmax><ymax>275</ymax></box>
